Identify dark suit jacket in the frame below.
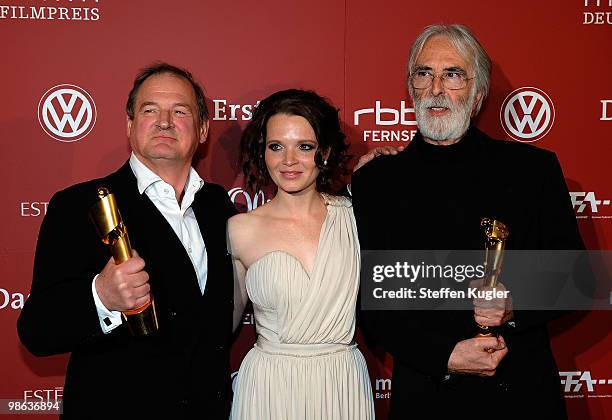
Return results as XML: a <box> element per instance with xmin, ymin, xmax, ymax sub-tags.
<box><xmin>352</xmin><ymin>127</ymin><xmax>584</xmax><ymax>419</ymax></box>
<box><xmin>17</xmin><ymin>161</ymin><xmax>237</xmax><ymax>419</ymax></box>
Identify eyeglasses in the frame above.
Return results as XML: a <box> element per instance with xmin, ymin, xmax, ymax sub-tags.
<box><xmin>410</xmin><ymin>69</ymin><xmax>474</xmax><ymax>90</ymax></box>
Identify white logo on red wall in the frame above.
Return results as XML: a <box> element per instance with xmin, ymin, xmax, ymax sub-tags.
<box><xmin>1</xmin><ymin>288</ymin><xmax>27</xmax><ymax>310</ymax></box>
<box><xmin>23</xmin><ymin>387</ymin><xmax>63</xmax><ymax>403</ymax></box>
<box><xmin>570</xmin><ymin>192</ymin><xmax>612</xmax><ymax>219</ymax></box>
<box><xmin>212</xmin><ymin>99</ymin><xmax>260</xmax><ymax>121</ymax></box>
<box><xmin>602</xmin><ymin>100</ymin><xmax>612</xmax><ymax>120</ymax></box>
<box><xmin>500</xmin><ymin>87</ymin><xmax>555</xmax><ymax>143</ymax></box>
<box><xmin>20</xmin><ymin>201</ymin><xmax>48</xmax><ymax>217</ymax></box>
<box><xmin>352</xmin><ymin>101</ymin><xmax>418</xmax><ymax>142</ymax></box>
<box><xmin>583</xmin><ymin>0</ymin><xmax>612</xmax><ymax>25</ymax></box>
<box><xmin>38</xmin><ymin>84</ymin><xmax>96</xmax><ymax>142</ymax></box>
<box><xmin>374</xmin><ymin>377</ymin><xmax>392</xmax><ymax>399</ymax></box>
<box><xmin>560</xmin><ymin>371</ymin><xmax>612</xmax><ymax>397</ymax></box>
<box><xmin>231</xmin><ymin>372</ymin><xmax>239</xmax><ymax>393</ymax></box>
<box><xmin>0</xmin><ymin>2</ymin><xmax>100</xmax><ymax>21</ymax></box>
<box><xmin>228</xmin><ymin>188</ymin><xmax>269</xmax><ymax>212</ymax></box>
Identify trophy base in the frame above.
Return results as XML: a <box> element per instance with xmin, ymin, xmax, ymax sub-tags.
<box><xmin>122</xmin><ymin>298</ymin><xmax>159</xmax><ymax>336</ymax></box>
<box><xmin>476</xmin><ymin>324</ymin><xmax>498</xmax><ymax>353</ymax></box>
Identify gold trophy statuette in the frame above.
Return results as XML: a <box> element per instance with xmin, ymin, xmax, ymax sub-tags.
<box><xmin>89</xmin><ymin>187</ymin><xmax>158</xmax><ymax>336</ymax></box>
<box><xmin>476</xmin><ymin>218</ymin><xmax>509</xmax><ymax>339</ymax></box>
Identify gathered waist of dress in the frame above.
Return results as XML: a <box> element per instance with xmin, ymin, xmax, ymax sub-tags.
<box><xmin>254</xmin><ymin>337</ymin><xmax>357</xmax><ymax>358</ymax></box>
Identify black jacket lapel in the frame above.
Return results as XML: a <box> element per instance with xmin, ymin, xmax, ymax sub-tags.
<box><xmin>106</xmin><ymin>162</ymin><xmax>202</xmax><ymax>309</ymax></box>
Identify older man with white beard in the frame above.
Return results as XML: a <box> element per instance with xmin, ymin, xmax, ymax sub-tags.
<box><xmin>352</xmin><ymin>25</ymin><xmax>584</xmax><ymax>419</ymax></box>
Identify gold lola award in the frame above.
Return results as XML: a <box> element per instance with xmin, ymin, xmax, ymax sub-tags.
<box><xmin>476</xmin><ymin>218</ymin><xmax>509</xmax><ymax>339</ymax></box>
<box><xmin>89</xmin><ymin>187</ymin><xmax>159</xmax><ymax>336</ymax></box>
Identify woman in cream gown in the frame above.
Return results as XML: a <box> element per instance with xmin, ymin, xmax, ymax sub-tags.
<box><xmin>228</xmin><ymin>89</ymin><xmax>375</xmax><ymax>420</ymax></box>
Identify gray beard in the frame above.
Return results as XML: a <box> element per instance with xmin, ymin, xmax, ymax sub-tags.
<box><xmin>413</xmin><ymin>88</ymin><xmax>476</xmax><ymax>142</ymax></box>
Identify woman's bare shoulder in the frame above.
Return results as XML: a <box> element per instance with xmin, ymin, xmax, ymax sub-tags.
<box><xmin>228</xmin><ymin>205</ymin><xmax>274</xmax><ymax>242</ymax></box>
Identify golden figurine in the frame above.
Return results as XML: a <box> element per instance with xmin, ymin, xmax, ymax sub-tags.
<box><xmin>89</xmin><ymin>187</ymin><xmax>158</xmax><ymax>336</ymax></box>
<box><xmin>476</xmin><ymin>218</ymin><xmax>509</xmax><ymax>338</ymax></box>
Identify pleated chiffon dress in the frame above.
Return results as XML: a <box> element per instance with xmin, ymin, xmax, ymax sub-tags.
<box><xmin>230</xmin><ymin>194</ymin><xmax>375</xmax><ymax>420</ymax></box>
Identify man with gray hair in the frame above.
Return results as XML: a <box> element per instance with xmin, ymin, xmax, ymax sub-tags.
<box><xmin>352</xmin><ymin>24</ymin><xmax>583</xmax><ymax>418</ymax></box>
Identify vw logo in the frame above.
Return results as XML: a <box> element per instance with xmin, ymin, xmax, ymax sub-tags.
<box><xmin>38</xmin><ymin>84</ymin><xmax>97</xmax><ymax>142</ymax></box>
<box><xmin>500</xmin><ymin>87</ymin><xmax>555</xmax><ymax>143</ymax></box>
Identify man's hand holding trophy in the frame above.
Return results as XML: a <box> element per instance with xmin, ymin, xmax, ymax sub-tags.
<box><xmin>89</xmin><ymin>187</ymin><xmax>159</xmax><ymax>336</ymax></box>
<box><xmin>472</xmin><ymin>218</ymin><xmax>512</xmax><ymax>352</ymax></box>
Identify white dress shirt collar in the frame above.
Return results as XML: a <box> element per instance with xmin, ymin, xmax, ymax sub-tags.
<box><xmin>128</xmin><ymin>152</ymin><xmax>205</xmax><ymax>199</ymax></box>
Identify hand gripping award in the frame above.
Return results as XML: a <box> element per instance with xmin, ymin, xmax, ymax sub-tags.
<box><xmin>476</xmin><ymin>218</ymin><xmax>509</xmax><ymax>339</ymax></box>
<box><xmin>89</xmin><ymin>186</ymin><xmax>159</xmax><ymax>336</ymax></box>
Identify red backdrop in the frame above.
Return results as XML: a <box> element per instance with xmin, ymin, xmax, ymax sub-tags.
<box><xmin>1</xmin><ymin>0</ymin><xmax>611</xmax><ymax>418</ymax></box>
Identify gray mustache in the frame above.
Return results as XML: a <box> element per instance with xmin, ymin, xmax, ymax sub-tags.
<box><xmin>419</xmin><ymin>96</ymin><xmax>453</xmax><ymax>110</ymax></box>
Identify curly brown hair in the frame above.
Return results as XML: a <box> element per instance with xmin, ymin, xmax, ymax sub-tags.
<box><xmin>241</xmin><ymin>89</ymin><xmax>350</xmax><ymax>193</ymax></box>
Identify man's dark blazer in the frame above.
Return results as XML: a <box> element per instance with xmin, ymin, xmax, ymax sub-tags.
<box><xmin>352</xmin><ymin>127</ymin><xmax>584</xmax><ymax>419</ymax></box>
<box><xmin>17</xmin><ymin>161</ymin><xmax>237</xmax><ymax>419</ymax></box>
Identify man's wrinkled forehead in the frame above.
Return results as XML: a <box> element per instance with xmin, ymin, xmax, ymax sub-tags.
<box><xmin>136</xmin><ymin>73</ymin><xmax>196</xmax><ymax>102</ymax></box>
<box><xmin>415</xmin><ymin>35</ymin><xmax>474</xmax><ymax>73</ymax></box>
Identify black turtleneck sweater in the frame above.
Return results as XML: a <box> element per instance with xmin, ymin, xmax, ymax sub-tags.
<box><xmin>352</xmin><ymin>126</ymin><xmax>583</xmax><ymax>417</ymax></box>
